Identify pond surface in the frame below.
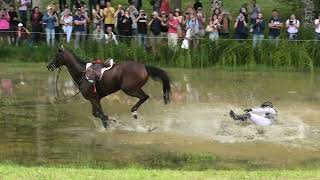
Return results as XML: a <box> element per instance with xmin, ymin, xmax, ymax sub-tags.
<box><xmin>0</xmin><ymin>64</ymin><xmax>319</xmax><ymax>168</ymax></box>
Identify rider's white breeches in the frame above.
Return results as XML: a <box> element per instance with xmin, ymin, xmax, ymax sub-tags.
<box><xmin>249</xmin><ymin>113</ymin><xmax>272</xmax><ymax>126</ymax></box>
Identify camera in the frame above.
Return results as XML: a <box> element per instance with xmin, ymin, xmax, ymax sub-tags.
<box><xmin>289</xmin><ymin>20</ymin><xmax>294</xmax><ymax>25</ymax></box>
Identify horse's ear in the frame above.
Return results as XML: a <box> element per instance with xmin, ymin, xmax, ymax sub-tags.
<box><xmin>57</xmin><ymin>45</ymin><xmax>65</xmax><ymax>54</ymax></box>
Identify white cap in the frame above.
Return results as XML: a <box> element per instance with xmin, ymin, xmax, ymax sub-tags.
<box><xmin>18</xmin><ymin>23</ymin><xmax>23</xmax><ymax>27</ymax></box>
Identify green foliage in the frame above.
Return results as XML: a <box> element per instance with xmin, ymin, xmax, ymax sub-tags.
<box><xmin>1</xmin><ymin>39</ymin><xmax>319</xmax><ymax>72</ymax></box>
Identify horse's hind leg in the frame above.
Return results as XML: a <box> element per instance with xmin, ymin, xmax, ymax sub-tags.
<box><xmin>123</xmin><ymin>89</ymin><xmax>149</xmax><ymax>119</ymax></box>
<box><xmin>90</xmin><ymin>99</ymin><xmax>109</xmax><ymax>128</ymax></box>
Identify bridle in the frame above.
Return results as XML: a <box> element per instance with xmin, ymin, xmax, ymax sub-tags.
<box><xmin>51</xmin><ymin>50</ymin><xmax>85</xmax><ymax>102</ymax></box>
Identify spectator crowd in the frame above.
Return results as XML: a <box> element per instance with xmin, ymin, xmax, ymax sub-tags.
<box><xmin>0</xmin><ymin>0</ymin><xmax>320</xmax><ymax>49</ymax></box>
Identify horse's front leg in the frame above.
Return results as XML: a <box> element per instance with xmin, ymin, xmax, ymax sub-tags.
<box><xmin>90</xmin><ymin>99</ymin><xmax>109</xmax><ymax>128</ymax></box>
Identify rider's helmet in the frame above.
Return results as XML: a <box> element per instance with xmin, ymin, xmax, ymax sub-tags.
<box><xmin>260</xmin><ymin>101</ymin><xmax>273</xmax><ymax>108</ymax></box>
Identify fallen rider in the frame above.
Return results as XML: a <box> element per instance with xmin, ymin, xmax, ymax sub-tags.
<box><xmin>229</xmin><ymin>101</ymin><xmax>277</xmax><ymax>126</ymax></box>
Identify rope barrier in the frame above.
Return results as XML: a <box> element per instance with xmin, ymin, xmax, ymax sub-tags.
<box><xmin>1</xmin><ymin>30</ymin><xmax>320</xmax><ymax>42</ymax></box>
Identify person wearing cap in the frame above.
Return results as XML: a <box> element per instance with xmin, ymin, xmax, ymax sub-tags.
<box><xmin>16</xmin><ymin>23</ymin><xmax>30</xmax><ymax>46</ymax></box>
<box><xmin>229</xmin><ymin>101</ymin><xmax>278</xmax><ymax>126</ymax></box>
<box><xmin>136</xmin><ymin>9</ymin><xmax>147</xmax><ymax>50</ymax></box>
<box><xmin>148</xmin><ymin>11</ymin><xmax>162</xmax><ymax>52</ymax></box>
<box><xmin>42</xmin><ymin>5</ymin><xmax>57</xmax><ymax>46</ymax></box>
<box><xmin>73</xmin><ymin>7</ymin><xmax>86</xmax><ymax>48</ymax></box>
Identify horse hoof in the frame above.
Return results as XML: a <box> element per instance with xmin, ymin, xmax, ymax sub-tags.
<box><xmin>132</xmin><ymin>111</ymin><xmax>138</xmax><ymax>119</ymax></box>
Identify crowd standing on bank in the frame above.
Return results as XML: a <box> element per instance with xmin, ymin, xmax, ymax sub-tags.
<box><xmin>0</xmin><ymin>0</ymin><xmax>320</xmax><ymax>50</ymax></box>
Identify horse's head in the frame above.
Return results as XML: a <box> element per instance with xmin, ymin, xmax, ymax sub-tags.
<box><xmin>47</xmin><ymin>45</ymin><xmax>66</xmax><ymax>71</ymax></box>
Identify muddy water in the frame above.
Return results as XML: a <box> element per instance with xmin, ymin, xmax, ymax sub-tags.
<box><xmin>0</xmin><ymin>65</ymin><xmax>320</xmax><ymax>168</ymax></box>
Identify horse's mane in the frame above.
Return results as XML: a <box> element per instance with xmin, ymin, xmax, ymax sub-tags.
<box><xmin>66</xmin><ymin>49</ymin><xmax>87</xmax><ymax>67</ymax></box>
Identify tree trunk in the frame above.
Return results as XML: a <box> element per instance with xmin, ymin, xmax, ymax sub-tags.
<box><xmin>171</xmin><ymin>0</ymin><xmax>181</xmax><ymax>11</ymax></box>
<box><xmin>301</xmin><ymin>0</ymin><xmax>315</xmax><ymax>27</ymax></box>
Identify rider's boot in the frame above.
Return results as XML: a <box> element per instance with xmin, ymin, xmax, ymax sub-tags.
<box><xmin>229</xmin><ymin>110</ymin><xmax>250</xmax><ymax>121</ymax></box>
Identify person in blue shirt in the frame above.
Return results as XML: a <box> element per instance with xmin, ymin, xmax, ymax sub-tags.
<box><xmin>73</xmin><ymin>8</ymin><xmax>87</xmax><ymax>49</ymax></box>
<box><xmin>42</xmin><ymin>5</ymin><xmax>57</xmax><ymax>47</ymax></box>
<box><xmin>252</xmin><ymin>13</ymin><xmax>265</xmax><ymax>48</ymax></box>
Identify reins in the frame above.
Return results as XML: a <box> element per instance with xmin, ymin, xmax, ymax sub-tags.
<box><xmin>53</xmin><ymin>67</ymin><xmax>83</xmax><ymax>102</ymax></box>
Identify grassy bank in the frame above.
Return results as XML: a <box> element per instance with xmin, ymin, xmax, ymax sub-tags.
<box><xmin>0</xmin><ymin>164</ymin><xmax>319</xmax><ymax>179</ymax></box>
<box><xmin>1</xmin><ymin>39</ymin><xmax>320</xmax><ymax>71</ymax></box>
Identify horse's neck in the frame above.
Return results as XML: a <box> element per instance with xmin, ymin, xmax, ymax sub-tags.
<box><xmin>64</xmin><ymin>53</ymin><xmax>85</xmax><ymax>86</ymax></box>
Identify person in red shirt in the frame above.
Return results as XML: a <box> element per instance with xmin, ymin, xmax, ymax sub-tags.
<box><xmin>167</xmin><ymin>12</ymin><xmax>179</xmax><ymax>48</ymax></box>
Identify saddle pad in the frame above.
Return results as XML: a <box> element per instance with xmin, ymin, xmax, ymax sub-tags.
<box><xmin>85</xmin><ymin>59</ymin><xmax>114</xmax><ymax>82</ymax></box>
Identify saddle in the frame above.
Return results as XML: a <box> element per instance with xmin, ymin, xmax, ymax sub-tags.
<box><xmin>85</xmin><ymin>58</ymin><xmax>114</xmax><ymax>83</ymax></box>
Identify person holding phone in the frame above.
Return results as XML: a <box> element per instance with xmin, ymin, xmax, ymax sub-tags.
<box><xmin>252</xmin><ymin>13</ymin><xmax>265</xmax><ymax>47</ymax></box>
<box><xmin>285</xmin><ymin>14</ymin><xmax>300</xmax><ymax>40</ymax></box>
<box><xmin>234</xmin><ymin>12</ymin><xmax>248</xmax><ymax>40</ymax></box>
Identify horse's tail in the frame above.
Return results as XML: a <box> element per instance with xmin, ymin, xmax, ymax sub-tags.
<box><xmin>146</xmin><ymin>65</ymin><xmax>171</xmax><ymax>104</ymax></box>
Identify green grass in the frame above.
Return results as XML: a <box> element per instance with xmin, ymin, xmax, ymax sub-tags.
<box><xmin>1</xmin><ymin>39</ymin><xmax>320</xmax><ymax>71</ymax></box>
<box><xmin>0</xmin><ymin>164</ymin><xmax>319</xmax><ymax>179</ymax></box>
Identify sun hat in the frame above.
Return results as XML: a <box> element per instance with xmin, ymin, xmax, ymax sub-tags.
<box><xmin>18</xmin><ymin>23</ymin><xmax>23</xmax><ymax>27</ymax></box>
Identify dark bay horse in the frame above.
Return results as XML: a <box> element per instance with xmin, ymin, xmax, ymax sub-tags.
<box><xmin>47</xmin><ymin>46</ymin><xmax>171</xmax><ymax>128</ymax></box>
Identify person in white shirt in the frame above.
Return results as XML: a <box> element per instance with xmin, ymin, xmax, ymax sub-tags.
<box><xmin>229</xmin><ymin>101</ymin><xmax>277</xmax><ymax>126</ymax></box>
<box><xmin>105</xmin><ymin>26</ymin><xmax>118</xmax><ymax>45</ymax></box>
<box><xmin>285</xmin><ymin>14</ymin><xmax>300</xmax><ymax>40</ymax></box>
<box><xmin>315</xmin><ymin>14</ymin><xmax>320</xmax><ymax>40</ymax></box>
<box><xmin>60</xmin><ymin>8</ymin><xmax>73</xmax><ymax>43</ymax></box>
